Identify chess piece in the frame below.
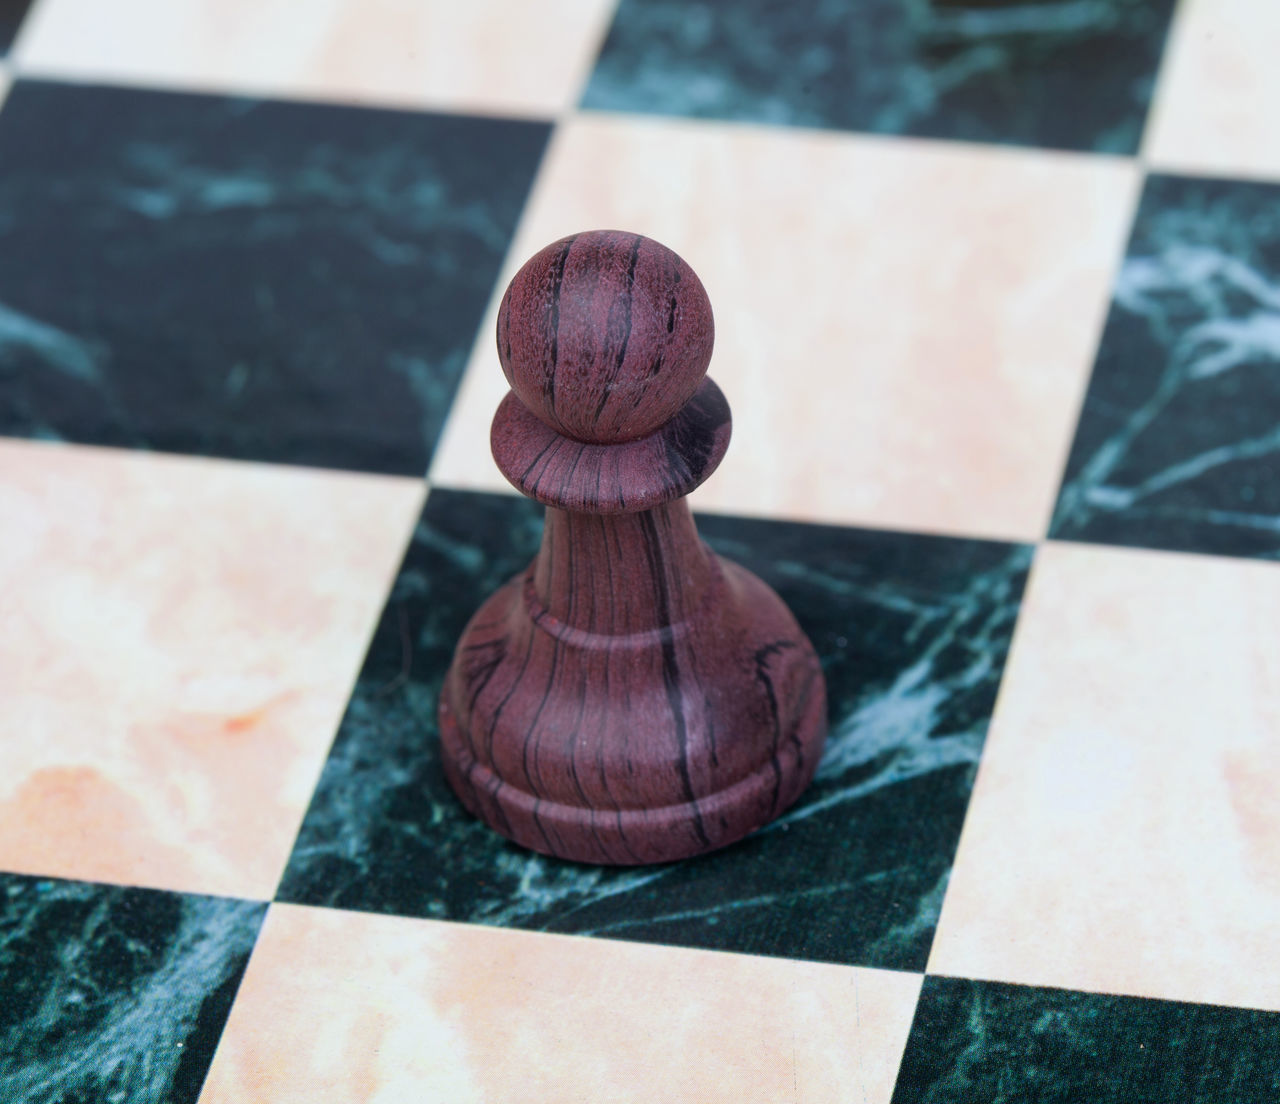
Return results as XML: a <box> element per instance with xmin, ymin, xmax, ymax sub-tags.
<box><xmin>438</xmin><ymin>231</ymin><xmax>827</xmax><ymax>864</ymax></box>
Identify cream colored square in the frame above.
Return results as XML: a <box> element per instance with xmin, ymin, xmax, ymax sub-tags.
<box><xmin>931</xmin><ymin>541</ymin><xmax>1280</xmax><ymax>1012</ymax></box>
<box><xmin>14</xmin><ymin>0</ymin><xmax>615</xmax><ymax>117</ymax></box>
<box><xmin>1144</xmin><ymin>0</ymin><xmax>1280</xmax><ymax>181</ymax></box>
<box><xmin>431</xmin><ymin>115</ymin><xmax>1139</xmax><ymax>541</ymax></box>
<box><xmin>200</xmin><ymin>905</ymin><xmax>923</xmax><ymax>1104</ymax></box>
<box><xmin>0</xmin><ymin>440</ymin><xmax>423</xmax><ymax>898</ymax></box>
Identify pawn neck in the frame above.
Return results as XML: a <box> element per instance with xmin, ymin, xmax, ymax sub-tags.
<box><xmin>527</xmin><ymin>500</ymin><xmax>719</xmax><ymax>639</ymax></box>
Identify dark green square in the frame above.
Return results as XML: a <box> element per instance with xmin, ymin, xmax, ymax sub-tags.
<box><xmin>1053</xmin><ymin>174</ymin><xmax>1280</xmax><ymax>559</ymax></box>
<box><xmin>0</xmin><ymin>80</ymin><xmax>548</xmax><ymax>475</ymax></box>
<box><xmin>583</xmin><ymin>0</ymin><xmax>1177</xmax><ymax>153</ymax></box>
<box><xmin>280</xmin><ymin>488</ymin><xmax>1030</xmax><ymax>970</ymax></box>
<box><xmin>0</xmin><ymin>872</ymin><xmax>265</xmax><ymax>1102</ymax></box>
<box><xmin>0</xmin><ymin>0</ymin><xmax>33</xmax><ymax>54</ymax></box>
<box><xmin>894</xmin><ymin>977</ymin><xmax>1280</xmax><ymax>1102</ymax></box>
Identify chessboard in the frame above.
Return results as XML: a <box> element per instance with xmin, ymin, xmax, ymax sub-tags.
<box><xmin>2</xmin><ymin>0</ymin><xmax>1278</xmax><ymax>1100</ymax></box>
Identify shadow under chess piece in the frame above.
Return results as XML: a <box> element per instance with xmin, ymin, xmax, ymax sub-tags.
<box><xmin>438</xmin><ymin>230</ymin><xmax>827</xmax><ymax>864</ymax></box>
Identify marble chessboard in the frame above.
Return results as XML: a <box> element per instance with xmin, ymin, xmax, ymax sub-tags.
<box><xmin>2</xmin><ymin>0</ymin><xmax>1279</xmax><ymax>1100</ymax></box>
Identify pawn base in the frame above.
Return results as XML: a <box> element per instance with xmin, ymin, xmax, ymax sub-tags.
<box><xmin>438</xmin><ymin>555</ymin><xmax>827</xmax><ymax>866</ymax></box>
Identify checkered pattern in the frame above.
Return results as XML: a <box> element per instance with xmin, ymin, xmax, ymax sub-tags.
<box><xmin>2</xmin><ymin>0</ymin><xmax>1279</xmax><ymax>1100</ymax></box>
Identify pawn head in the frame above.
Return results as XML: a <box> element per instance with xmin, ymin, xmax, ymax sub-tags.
<box><xmin>497</xmin><ymin>230</ymin><xmax>714</xmax><ymax>444</ymax></box>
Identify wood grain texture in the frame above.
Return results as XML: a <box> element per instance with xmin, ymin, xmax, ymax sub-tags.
<box><xmin>496</xmin><ymin>230</ymin><xmax>714</xmax><ymax>444</ymax></box>
<box><xmin>490</xmin><ymin>376</ymin><xmax>731</xmax><ymax>514</ymax></box>
<box><xmin>440</xmin><ymin>231</ymin><xmax>827</xmax><ymax>864</ymax></box>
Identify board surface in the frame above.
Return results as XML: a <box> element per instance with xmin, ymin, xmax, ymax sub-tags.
<box><xmin>2</xmin><ymin>1</ymin><xmax>1279</xmax><ymax>1100</ymax></box>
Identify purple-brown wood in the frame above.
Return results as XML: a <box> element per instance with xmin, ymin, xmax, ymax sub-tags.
<box><xmin>439</xmin><ymin>230</ymin><xmax>827</xmax><ymax>864</ymax></box>
<box><xmin>496</xmin><ymin>231</ymin><xmax>715</xmax><ymax>444</ymax></box>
